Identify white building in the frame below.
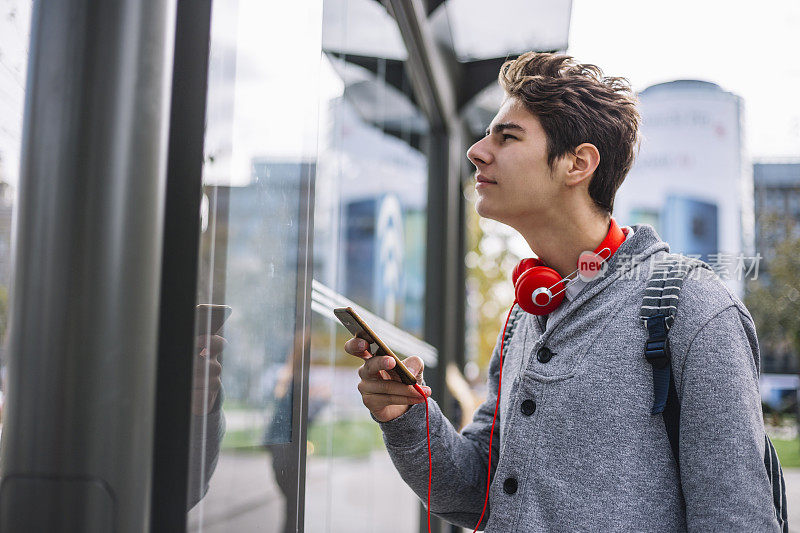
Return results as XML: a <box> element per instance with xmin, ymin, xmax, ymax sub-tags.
<box><xmin>615</xmin><ymin>80</ymin><xmax>753</xmax><ymax>297</ymax></box>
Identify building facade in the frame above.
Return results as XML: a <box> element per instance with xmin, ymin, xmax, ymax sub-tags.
<box><xmin>615</xmin><ymin>80</ymin><xmax>754</xmax><ymax>297</ymax></box>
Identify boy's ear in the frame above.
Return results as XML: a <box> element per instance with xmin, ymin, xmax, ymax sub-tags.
<box><xmin>564</xmin><ymin>143</ymin><xmax>600</xmax><ymax>186</ymax></box>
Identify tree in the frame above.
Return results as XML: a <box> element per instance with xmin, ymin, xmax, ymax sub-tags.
<box><xmin>744</xmin><ymin>212</ymin><xmax>800</xmax><ymax>372</ymax></box>
<box><xmin>745</xmin><ymin>211</ymin><xmax>800</xmax><ymax>453</ymax></box>
<box><xmin>464</xmin><ymin>185</ymin><xmax>527</xmax><ymax>376</ymax></box>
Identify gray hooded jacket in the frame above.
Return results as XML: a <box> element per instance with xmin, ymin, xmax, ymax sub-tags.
<box><xmin>378</xmin><ymin>223</ymin><xmax>780</xmax><ymax>532</ymax></box>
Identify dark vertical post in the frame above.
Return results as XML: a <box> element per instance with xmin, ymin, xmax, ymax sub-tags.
<box><xmin>387</xmin><ymin>1</ymin><xmax>469</xmax><ymax>531</ymax></box>
<box><xmin>150</xmin><ymin>1</ymin><xmax>213</xmax><ymax>531</ymax></box>
<box><xmin>421</xmin><ymin>131</ymin><xmax>450</xmax><ymax>533</ymax></box>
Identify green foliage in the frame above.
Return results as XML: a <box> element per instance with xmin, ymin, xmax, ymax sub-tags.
<box><xmin>306</xmin><ymin>418</ymin><xmax>384</xmax><ymax>458</ymax></box>
<box><xmin>464</xmin><ymin>185</ymin><xmax>521</xmax><ymax>372</ymax></box>
<box><xmin>772</xmin><ymin>438</ymin><xmax>800</xmax><ymax>468</ymax></box>
<box><xmin>220</xmin><ymin>418</ymin><xmax>385</xmax><ymax>457</ymax></box>
<box><xmin>744</xmin><ymin>213</ymin><xmax>800</xmax><ymax>369</ymax></box>
<box><xmin>221</xmin><ymin>427</ymin><xmax>264</xmax><ymax>450</ymax></box>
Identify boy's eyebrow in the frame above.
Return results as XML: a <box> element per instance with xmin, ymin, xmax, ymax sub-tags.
<box><xmin>485</xmin><ymin>122</ymin><xmax>526</xmax><ymax>136</ymax></box>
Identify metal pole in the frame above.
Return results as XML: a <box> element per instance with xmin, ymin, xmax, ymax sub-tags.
<box><xmin>386</xmin><ymin>2</ymin><xmax>471</xmax><ymax>531</ymax></box>
<box><xmin>150</xmin><ymin>0</ymin><xmax>213</xmax><ymax>530</ymax></box>
<box><xmin>0</xmin><ymin>1</ymin><xmax>176</xmax><ymax>531</ymax></box>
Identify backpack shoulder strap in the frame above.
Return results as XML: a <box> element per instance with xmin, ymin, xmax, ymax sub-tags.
<box><xmin>638</xmin><ymin>254</ymin><xmax>713</xmax><ymax>495</ymax></box>
<box><xmin>766</xmin><ymin>434</ymin><xmax>790</xmax><ymax>532</ymax></box>
<box><xmin>639</xmin><ymin>253</ymin><xmax>713</xmax><ymax>414</ymax></box>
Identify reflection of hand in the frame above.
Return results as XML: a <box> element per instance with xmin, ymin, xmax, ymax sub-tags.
<box><xmin>274</xmin><ymin>360</ymin><xmax>293</xmax><ymax>399</ymax></box>
<box><xmin>192</xmin><ymin>334</ymin><xmax>226</xmax><ymax>416</ymax></box>
<box><xmin>344</xmin><ymin>337</ymin><xmax>430</xmax><ymax>423</ymax></box>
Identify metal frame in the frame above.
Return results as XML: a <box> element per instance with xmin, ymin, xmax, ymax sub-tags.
<box><xmin>386</xmin><ymin>1</ymin><xmax>471</xmax><ymax>531</ymax></box>
<box><xmin>151</xmin><ymin>1</ymin><xmax>213</xmax><ymax>531</ymax></box>
<box><xmin>291</xmin><ymin>163</ymin><xmax>317</xmax><ymax>532</ymax></box>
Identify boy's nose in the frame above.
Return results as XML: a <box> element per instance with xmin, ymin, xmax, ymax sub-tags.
<box><xmin>467</xmin><ymin>138</ymin><xmax>491</xmax><ymax>167</ymax></box>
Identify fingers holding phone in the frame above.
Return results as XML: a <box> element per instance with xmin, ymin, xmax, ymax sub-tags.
<box><xmin>192</xmin><ymin>303</ymin><xmax>232</xmax><ymax>417</ymax></box>
<box><xmin>195</xmin><ymin>333</ymin><xmax>227</xmax><ymax>356</ymax></box>
<box><xmin>335</xmin><ymin>307</ymin><xmax>431</xmax><ymax>422</ymax></box>
<box><xmin>357</xmin><ymin>352</ymin><xmax>430</xmax><ymax>422</ymax></box>
<box><xmin>343</xmin><ymin>336</ymin><xmax>431</xmax><ymax>423</ymax></box>
<box><xmin>344</xmin><ymin>336</ymin><xmax>422</xmax><ymax>379</ymax></box>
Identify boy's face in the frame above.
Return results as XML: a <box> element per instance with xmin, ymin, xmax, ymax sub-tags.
<box><xmin>467</xmin><ymin>96</ymin><xmax>563</xmax><ymax>227</ymax></box>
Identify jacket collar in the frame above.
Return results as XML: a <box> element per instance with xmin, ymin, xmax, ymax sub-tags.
<box><xmin>534</xmin><ymin>223</ymin><xmax>670</xmax><ymax>338</ymax></box>
<box><xmin>562</xmin><ymin>225</ymin><xmax>636</xmax><ymax>303</ymax></box>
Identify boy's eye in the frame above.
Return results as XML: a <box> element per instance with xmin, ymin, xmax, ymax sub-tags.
<box><xmin>502</xmin><ymin>134</ymin><xmax>516</xmax><ymax>141</ymax></box>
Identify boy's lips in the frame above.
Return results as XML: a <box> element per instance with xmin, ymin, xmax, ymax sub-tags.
<box><xmin>476</xmin><ymin>174</ymin><xmax>497</xmax><ymax>184</ymax></box>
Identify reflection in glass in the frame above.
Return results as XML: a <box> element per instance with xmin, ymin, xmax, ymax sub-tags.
<box><xmin>316</xmin><ymin>88</ymin><xmax>428</xmax><ymax>335</ymax></box>
<box><xmin>186</xmin><ymin>0</ymin><xmax>321</xmax><ymax>531</ymax></box>
<box><xmin>429</xmin><ymin>0</ymin><xmax>571</xmax><ymax>62</ymax></box>
<box><xmin>322</xmin><ymin>0</ymin><xmax>408</xmax><ymax>60</ymax></box>
<box><xmin>0</xmin><ymin>0</ymin><xmax>33</xmax><ymax>448</ymax></box>
<box><xmin>302</xmin><ymin>1</ymin><xmax>432</xmax><ymax>531</ymax></box>
<box><xmin>185</xmin><ymin>0</ymin><xmax>432</xmax><ymax>530</ymax></box>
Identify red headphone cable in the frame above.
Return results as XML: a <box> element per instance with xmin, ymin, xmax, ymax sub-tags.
<box><xmin>412</xmin><ymin>382</ymin><xmax>432</xmax><ymax>533</ymax></box>
<box><xmin>471</xmin><ymin>303</ymin><xmax>514</xmax><ymax>532</ymax></box>
<box><xmin>410</xmin><ymin>303</ymin><xmax>514</xmax><ymax>533</ymax></box>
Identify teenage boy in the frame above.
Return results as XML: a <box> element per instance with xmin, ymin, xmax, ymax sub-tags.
<box><xmin>344</xmin><ymin>52</ymin><xmax>779</xmax><ymax>531</ymax></box>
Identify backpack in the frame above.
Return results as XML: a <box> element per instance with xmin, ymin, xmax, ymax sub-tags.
<box><xmin>640</xmin><ymin>253</ymin><xmax>788</xmax><ymax>532</ymax></box>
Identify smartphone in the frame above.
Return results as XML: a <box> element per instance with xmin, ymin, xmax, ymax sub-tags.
<box><xmin>195</xmin><ymin>304</ymin><xmax>232</xmax><ymax>335</ymax></box>
<box><xmin>334</xmin><ymin>306</ymin><xmax>417</xmax><ymax>385</ymax></box>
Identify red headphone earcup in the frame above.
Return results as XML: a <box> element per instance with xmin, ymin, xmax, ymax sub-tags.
<box><xmin>512</xmin><ymin>257</ymin><xmax>545</xmax><ymax>286</ymax></box>
<box><xmin>515</xmin><ymin>266</ymin><xmax>566</xmax><ymax>315</ymax></box>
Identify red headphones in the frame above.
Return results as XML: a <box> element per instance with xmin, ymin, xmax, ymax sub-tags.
<box><xmin>511</xmin><ymin>217</ymin><xmax>627</xmax><ymax>315</ymax></box>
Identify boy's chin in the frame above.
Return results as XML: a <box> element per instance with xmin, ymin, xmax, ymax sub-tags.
<box><xmin>474</xmin><ymin>202</ymin><xmax>524</xmax><ymax>229</ymax></box>
<box><xmin>474</xmin><ymin>197</ymin><xmax>491</xmax><ymax>216</ymax></box>
<box><xmin>474</xmin><ymin>200</ymin><xmax>503</xmax><ymax>222</ymax></box>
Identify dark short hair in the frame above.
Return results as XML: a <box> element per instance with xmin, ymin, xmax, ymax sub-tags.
<box><xmin>498</xmin><ymin>52</ymin><xmax>641</xmax><ymax>215</ymax></box>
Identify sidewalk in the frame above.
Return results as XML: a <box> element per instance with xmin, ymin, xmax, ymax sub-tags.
<box><xmin>786</xmin><ymin>468</ymin><xmax>799</xmax><ymax>533</ymax></box>
<box><xmin>187</xmin><ymin>449</ymin><xmax>418</xmax><ymax>532</ymax></box>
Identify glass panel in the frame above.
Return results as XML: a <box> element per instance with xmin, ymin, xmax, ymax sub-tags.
<box><xmin>302</xmin><ymin>0</ymin><xmax>432</xmax><ymax>531</ymax></box>
<box><xmin>186</xmin><ymin>1</ymin><xmax>322</xmax><ymax>531</ymax></box>
<box><xmin>322</xmin><ymin>0</ymin><xmax>408</xmax><ymax>61</ymax></box>
<box><xmin>431</xmin><ymin>0</ymin><xmax>572</xmax><ymax>62</ymax></box>
<box><xmin>0</xmin><ymin>0</ymin><xmax>33</xmax><ymax>446</ymax></box>
<box><xmin>186</xmin><ymin>0</ymin><xmax>431</xmax><ymax>529</ymax></box>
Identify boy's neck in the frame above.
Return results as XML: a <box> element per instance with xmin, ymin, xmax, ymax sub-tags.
<box><xmin>516</xmin><ymin>209</ymin><xmax>612</xmax><ymax>279</ymax></box>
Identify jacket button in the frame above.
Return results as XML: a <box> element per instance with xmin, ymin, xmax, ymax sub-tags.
<box><xmin>503</xmin><ymin>477</ymin><xmax>518</xmax><ymax>494</ymax></box>
<box><xmin>521</xmin><ymin>399</ymin><xmax>536</xmax><ymax>416</ymax></box>
<box><xmin>537</xmin><ymin>347</ymin><xmax>553</xmax><ymax>363</ymax></box>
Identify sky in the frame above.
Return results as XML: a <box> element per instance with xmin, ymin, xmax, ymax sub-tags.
<box><xmin>567</xmin><ymin>0</ymin><xmax>800</xmax><ymax>160</ymax></box>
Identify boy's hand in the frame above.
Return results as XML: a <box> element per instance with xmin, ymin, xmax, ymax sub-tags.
<box><xmin>344</xmin><ymin>337</ymin><xmax>430</xmax><ymax>422</ymax></box>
